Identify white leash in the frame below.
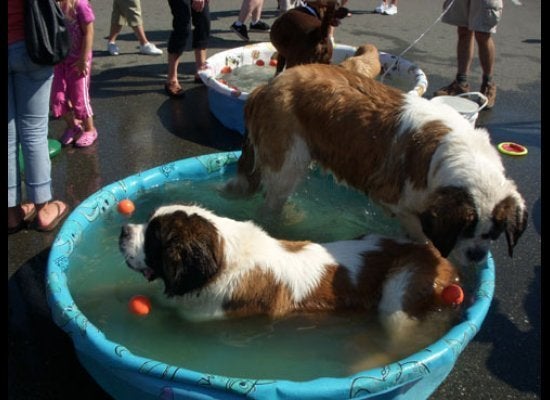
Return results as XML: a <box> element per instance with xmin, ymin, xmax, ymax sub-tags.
<box><xmin>380</xmin><ymin>0</ymin><xmax>456</xmax><ymax>82</ymax></box>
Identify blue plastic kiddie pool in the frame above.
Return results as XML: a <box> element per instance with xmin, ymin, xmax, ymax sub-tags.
<box><xmin>46</xmin><ymin>151</ymin><xmax>494</xmax><ymax>400</ymax></box>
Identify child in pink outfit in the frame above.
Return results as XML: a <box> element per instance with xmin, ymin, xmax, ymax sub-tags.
<box><xmin>51</xmin><ymin>0</ymin><xmax>98</xmax><ymax>147</ymax></box>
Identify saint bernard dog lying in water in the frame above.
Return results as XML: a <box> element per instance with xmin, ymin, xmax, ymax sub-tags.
<box><xmin>223</xmin><ymin>62</ymin><xmax>528</xmax><ymax>267</ymax></box>
<box><xmin>119</xmin><ymin>204</ymin><xmax>463</xmax><ymax>335</ymax></box>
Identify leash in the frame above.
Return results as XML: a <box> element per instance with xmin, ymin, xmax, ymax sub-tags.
<box><xmin>380</xmin><ymin>0</ymin><xmax>456</xmax><ymax>83</ymax></box>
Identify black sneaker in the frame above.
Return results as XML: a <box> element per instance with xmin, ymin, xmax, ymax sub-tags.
<box><xmin>231</xmin><ymin>22</ymin><xmax>249</xmax><ymax>41</ymax></box>
<box><xmin>249</xmin><ymin>20</ymin><xmax>271</xmax><ymax>32</ymax></box>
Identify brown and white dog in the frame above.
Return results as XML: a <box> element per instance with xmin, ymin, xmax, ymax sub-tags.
<box><xmin>270</xmin><ymin>0</ymin><xmax>350</xmax><ymax>75</ymax></box>
<box><xmin>224</xmin><ymin>63</ymin><xmax>528</xmax><ymax>267</ymax></box>
<box><xmin>119</xmin><ymin>204</ymin><xmax>463</xmax><ymax>334</ymax></box>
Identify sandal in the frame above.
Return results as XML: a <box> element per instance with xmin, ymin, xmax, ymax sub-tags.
<box><xmin>75</xmin><ymin>129</ymin><xmax>98</xmax><ymax>148</ymax></box>
<box><xmin>8</xmin><ymin>203</ymin><xmax>37</xmax><ymax>234</ymax></box>
<box><xmin>60</xmin><ymin>125</ymin><xmax>82</xmax><ymax>146</ymax></box>
<box><xmin>164</xmin><ymin>81</ymin><xmax>185</xmax><ymax>97</ymax></box>
<box><xmin>35</xmin><ymin>200</ymin><xmax>69</xmax><ymax>232</ymax></box>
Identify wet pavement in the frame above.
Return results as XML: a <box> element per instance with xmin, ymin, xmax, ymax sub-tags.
<box><xmin>8</xmin><ymin>1</ymin><xmax>540</xmax><ymax>399</ymax></box>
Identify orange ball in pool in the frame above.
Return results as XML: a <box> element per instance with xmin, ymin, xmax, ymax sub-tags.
<box><xmin>128</xmin><ymin>295</ymin><xmax>151</xmax><ymax>315</ymax></box>
<box><xmin>117</xmin><ymin>199</ymin><xmax>135</xmax><ymax>216</ymax></box>
<box><xmin>441</xmin><ymin>284</ymin><xmax>464</xmax><ymax>306</ymax></box>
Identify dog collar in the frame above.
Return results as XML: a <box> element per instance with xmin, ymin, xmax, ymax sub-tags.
<box><xmin>303</xmin><ymin>4</ymin><xmax>319</xmax><ymax>18</ymax></box>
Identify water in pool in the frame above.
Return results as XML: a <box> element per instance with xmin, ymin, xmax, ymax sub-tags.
<box><xmin>217</xmin><ymin>62</ymin><xmax>415</xmax><ymax>95</ymax></box>
<box><xmin>68</xmin><ymin>166</ymin><xmax>457</xmax><ymax>381</ymax></box>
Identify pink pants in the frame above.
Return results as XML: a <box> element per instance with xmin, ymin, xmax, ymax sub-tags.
<box><xmin>51</xmin><ymin>57</ymin><xmax>94</xmax><ymax>121</ymax></box>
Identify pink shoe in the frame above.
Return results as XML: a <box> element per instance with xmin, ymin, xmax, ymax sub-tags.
<box><xmin>60</xmin><ymin>126</ymin><xmax>82</xmax><ymax>146</ymax></box>
<box><xmin>75</xmin><ymin>129</ymin><xmax>98</xmax><ymax>147</ymax></box>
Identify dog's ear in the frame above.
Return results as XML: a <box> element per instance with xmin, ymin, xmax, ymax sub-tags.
<box><xmin>420</xmin><ymin>187</ymin><xmax>477</xmax><ymax>258</ymax></box>
<box><xmin>158</xmin><ymin>212</ymin><xmax>222</xmax><ymax>297</ymax></box>
<box><xmin>492</xmin><ymin>195</ymin><xmax>529</xmax><ymax>257</ymax></box>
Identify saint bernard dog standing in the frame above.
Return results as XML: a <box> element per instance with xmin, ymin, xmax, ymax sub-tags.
<box><xmin>223</xmin><ymin>63</ymin><xmax>528</xmax><ymax>267</ymax></box>
<box><xmin>119</xmin><ymin>204</ymin><xmax>463</xmax><ymax>335</ymax></box>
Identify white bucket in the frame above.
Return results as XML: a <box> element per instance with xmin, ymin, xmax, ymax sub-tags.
<box><xmin>430</xmin><ymin>92</ymin><xmax>488</xmax><ymax>126</ymax></box>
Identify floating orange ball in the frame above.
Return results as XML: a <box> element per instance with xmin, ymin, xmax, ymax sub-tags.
<box><xmin>128</xmin><ymin>295</ymin><xmax>151</xmax><ymax>315</ymax></box>
<box><xmin>220</xmin><ymin>65</ymin><xmax>232</xmax><ymax>74</ymax></box>
<box><xmin>256</xmin><ymin>59</ymin><xmax>265</xmax><ymax>66</ymax></box>
<box><xmin>441</xmin><ymin>284</ymin><xmax>464</xmax><ymax>306</ymax></box>
<box><xmin>269</xmin><ymin>58</ymin><xmax>278</xmax><ymax>67</ymax></box>
<box><xmin>117</xmin><ymin>199</ymin><xmax>135</xmax><ymax>216</ymax></box>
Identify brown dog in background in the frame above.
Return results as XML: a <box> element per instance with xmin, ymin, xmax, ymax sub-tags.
<box><xmin>270</xmin><ymin>0</ymin><xmax>350</xmax><ymax>75</ymax></box>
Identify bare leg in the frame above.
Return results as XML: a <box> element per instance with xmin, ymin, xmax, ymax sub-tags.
<box><xmin>131</xmin><ymin>25</ymin><xmax>150</xmax><ymax>46</ymax></box>
<box><xmin>456</xmin><ymin>26</ymin><xmax>475</xmax><ymax>75</ymax></box>
<box><xmin>475</xmin><ymin>31</ymin><xmax>495</xmax><ymax>77</ymax></box>
<box><xmin>107</xmin><ymin>23</ymin><xmax>123</xmax><ymax>43</ymax></box>
<box><xmin>82</xmin><ymin>116</ymin><xmax>96</xmax><ymax>133</ymax></box>
<box><xmin>239</xmin><ymin>0</ymin><xmax>264</xmax><ymax>23</ymax></box>
<box><xmin>194</xmin><ymin>48</ymin><xmax>207</xmax><ymax>71</ymax></box>
<box><xmin>167</xmin><ymin>52</ymin><xmax>181</xmax><ymax>85</ymax></box>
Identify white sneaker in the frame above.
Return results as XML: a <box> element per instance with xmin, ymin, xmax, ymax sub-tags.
<box><xmin>139</xmin><ymin>42</ymin><xmax>163</xmax><ymax>55</ymax></box>
<box><xmin>374</xmin><ymin>2</ymin><xmax>386</xmax><ymax>13</ymax></box>
<box><xmin>107</xmin><ymin>42</ymin><xmax>120</xmax><ymax>56</ymax></box>
<box><xmin>383</xmin><ymin>5</ymin><xmax>398</xmax><ymax>15</ymax></box>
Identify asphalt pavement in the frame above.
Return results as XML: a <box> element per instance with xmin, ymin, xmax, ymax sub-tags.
<box><xmin>8</xmin><ymin>1</ymin><xmax>541</xmax><ymax>399</ymax></box>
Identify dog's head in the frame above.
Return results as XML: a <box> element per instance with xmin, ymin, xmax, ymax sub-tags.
<box><xmin>420</xmin><ymin>186</ymin><xmax>528</xmax><ymax>266</ymax></box>
<box><xmin>119</xmin><ymin>205</ymin><xmax>224</xmax><ymax>297</ymax></box>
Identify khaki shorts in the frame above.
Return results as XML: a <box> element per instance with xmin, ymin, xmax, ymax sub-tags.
<box><xmin>111</xmin><ymin>0</ymin><xmax>143</xmax><ymax>28</ymax></box>
<box><xmin>442</xmin><ymin>0</ymin><xmax>503</xmax><ymax>33</ymax></box>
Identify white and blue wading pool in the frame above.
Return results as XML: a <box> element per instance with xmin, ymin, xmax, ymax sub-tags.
<box><xmin>46</xmin><ymin>151</ymin><xmax>494</xmax><ymax>400</ymax></box>
<box><xmin>197</xmin><ymin>43</ymin><xmax>429</xmax><ymax>134</ymax></box>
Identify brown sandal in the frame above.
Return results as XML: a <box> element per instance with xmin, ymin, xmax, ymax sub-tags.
<box><xmin>35</xmin><ymin>201</ymin><xmax>69</xmax><ymax>232</ymax></box>
<box><xmin>164</xmin><ymin>81</ymin><xmax>185</xmax><ymax>98</ymax></box>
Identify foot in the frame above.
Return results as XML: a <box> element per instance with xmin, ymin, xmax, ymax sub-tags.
<box><xmin>374</xmin><ymin>2</ymin><xmax>386</xmax><ymax>13</ymax></box>
<box><xmin>107</xmin><ymin>42</ymin><xmax>120</xmax><ymax>56</ymax></box>
<box><xmin>231</xmin><ymin>22</ymin><xmax>250</xmax><ymax>41</ymax></box>
<box><xmin>480</xmin><ymin>81</ymin><xmax>496</xmax><ymax>109</ymax></box>
<box><xmin>433</xmin><ymin>80</ymin><xmax>471</xmax><ymax>97</ymax></box>
<box><xmin>383</xmin><ymin>5</ymin><xmax>397</xmax><ymax>15</ymax></box>
<box><xmin>8</xmin><ymin>203</ymin><xmax>37</xmax><ymax>234</ymax></box>
<box><xmin>139</xmin><ymin>42</ymin><xmax>163</xmax><ymax>55</ymax></box>
<box><xmin>249</xmin><ymin>20</ymin><xmax>271</xmax><ymax>32</ymax></box>
<box><xmin>60</xmin><ymin>125</ymin><xmax>82</xmax><ymax>146</ymax></box>
<box><xmin>164</xmin><ymin>81</ymin><xmax>185</xmax><ymax>97</ymax></box>
<box><xmin>194</xmin><ymin>64</ymin><xmax>208</xmax><ymax>84</ymax></box>
<box><xmin>75</xmin><ymin>129</ymin><xmax>98</xmax><ymax>147</ymax></box>
<box><xmin>35</xmin><ymin>200</ymin><xmax>69</xmax><ymax>232</ymax></box>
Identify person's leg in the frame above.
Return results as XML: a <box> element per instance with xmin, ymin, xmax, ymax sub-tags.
<box><xmin>107</xmin><ymin>23</ymin><xmax>123</xmax><ymax>44</ymax></box>
<box><xmin>238</xmin><ymin>0</ymin><xmax>255</xmax><ymax>24</ymax></box>
<box><xmin>433</xmin><ymin>26</ymin><xmax>473</xmax><ymax>96</ymax></box>
<box><xmin>67</xmin><ymin>59</ymin><xmax>97</xmax><ymax>147</ymax></box>
<box><xmin>191</xmin><ymin>2</ymin><xmax>210</xmax><ymax>75</ymax></box>
<box><xmin>12</xmin><ymin>45</ymin><xmax>68</xmax><ymax>229</ymax></box>
<box><xmin>166</xmin><ymin>0</ymin><xmax>191</xmax><ymax>95</ymax></box>
<box><xmin>132</xmin><ymin>25</ymin><xmax>149</xmax><ymax>46</ymax></box>
<box><xmin>456</xmin><ymin>26</ymin><xmax>475</xmax><ymax>77</ymax></box>
<box><xmin>249</xmin><ymin>0</ymin><xmax>264</xmax><ymax>23</ymax></box>
<box><xmin>476</xmin><ymin>31</ymin><xmax>497</xmax><ymax>108</ymax></box>
<box><xmin>107</xmin><ymin>0</ymin><xmax>124</xmax><ymax>54</ymax></box>
<box><xmin>8</xmin><ymin>43</ymin><xmax>23</xmax><ymax>228</ymax></box>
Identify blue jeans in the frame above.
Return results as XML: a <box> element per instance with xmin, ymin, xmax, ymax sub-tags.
<box><xmin>8</xmin><ymin>41</ymin><xmax>54</xmax><ymax>207</ymax></box>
